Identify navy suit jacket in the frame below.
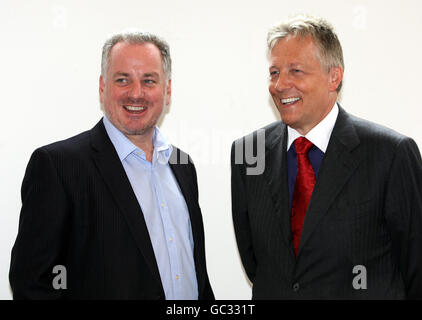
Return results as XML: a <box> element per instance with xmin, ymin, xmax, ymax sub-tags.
<box><xmin>231</xmin><ymin>106</ymin><xmax>422</xmax><ymax>299</ymax></box>
<box><xmin>10</xmin><ymin>119</ymin><xmax>214</xmax><ymax>300</ymax></box>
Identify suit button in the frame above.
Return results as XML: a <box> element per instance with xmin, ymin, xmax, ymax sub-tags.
<box><xmin>293</xmin><ymin>283</ymin><xmax>300</xmax><ymax>292</ymax></box>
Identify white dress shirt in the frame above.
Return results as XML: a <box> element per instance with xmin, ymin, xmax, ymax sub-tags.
<box><xmin>287</xmin><ymin>102</ymin><xmax>339</xmax><ymax>152</ymax></box>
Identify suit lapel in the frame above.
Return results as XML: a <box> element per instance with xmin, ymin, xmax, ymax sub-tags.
<box><xmin>168</xmin><ymin>151</ymin><xmax>199</xmax><ymax>255</ymax></box>
<box><xmin>89</xmin><ymin>119</ymin><xmax>163</xmax><ymax>288</ymax></box>
<box><xmin>263</xmin><ymin>122</ymin><xmax>296</xmax><ymax>259</ymax></box>
<box><xmin>168</xmin><ymin>149</ymin><xmax>206</xmax><ymax>296</ymax></box>
<box><xmin>298</xmin><ymin>107</ymin><xmax>361</xmax><ymax>256</ymax></box>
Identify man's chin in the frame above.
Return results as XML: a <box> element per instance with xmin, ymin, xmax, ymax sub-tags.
<box><xmin>122</xmin><ymin>126</ymin><xmax>153</xmax><ymax>136</ymax></box>
<box><xmin>278</xmin><ymin>108</ymin><xmax>304</xmax><ymax>125</ymax></box>
<box><xmin>278</xmin><ymin>113</ymin><xmax>296</xmax><ymax>126</ymax></box>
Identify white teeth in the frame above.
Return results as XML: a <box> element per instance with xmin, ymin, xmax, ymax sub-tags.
<box><xmin>124</xmin><ymin>105</ymin><xmax>146</xmax><ymax>111</ymax></box>
<box><xmin>281</xmin><ymin>97</ymin><xmax>301</xmax><ymax>105</ymax></box>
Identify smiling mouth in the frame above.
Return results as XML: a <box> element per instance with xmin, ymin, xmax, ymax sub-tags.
<box><xmin>281</xmin><ymin>97</ymin><xmax>301</xmax><ymax>105</ymax></box>
<box><xmin>123</xmin><ymin>105</ymin><xmax>147</xmax><ymax>113</ymax></box>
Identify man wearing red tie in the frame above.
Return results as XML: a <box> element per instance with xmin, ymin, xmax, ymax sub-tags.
<box><xmin>231</xmin><ymin>14</ymin><xmax>422</xmax><ymax>299</ymax></box>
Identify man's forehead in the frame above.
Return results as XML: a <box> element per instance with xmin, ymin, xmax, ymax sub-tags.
<box><xmin>113</xmin><ymin>40</ymin><xmax>156</xmax><ymax>49</ymax></box>
<box><xmin>270</xmin><ymin>35</ymin><xmax>320</xmax><ymax>63</ymax></box>
<box><xmin>272</xmin><ymin>34</ymin><xmax>316</xmax><ymax>52</ymax></box>
<box><xmin>109</xmin><ymin>42</ymin><xmax>161</xmax><ymax>61</ymax></box>
<box><xmin>108</xmin><ymin>41</ymin><xmax>163</xmax><ymax>71</ymax></box>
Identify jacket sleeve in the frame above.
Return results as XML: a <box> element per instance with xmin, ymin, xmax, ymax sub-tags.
<box><xmin>9</xmin><ymin>147</ymin><xmax>69</xmax><ymax>299</ymax></box>
<box><xmin>231</xmin><ymin>141</ymin><xmax>257</xmax><ymax>282</ymax></box>
<box><xmin>384</xmin><ymin>137</ymin><xmax>422</xmax><ymax>299</ymax></box>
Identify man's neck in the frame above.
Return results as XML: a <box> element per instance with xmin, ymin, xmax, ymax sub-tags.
<box><xmin>294</xmin><ymin>97</ymin><xmax>337</xmax><ymax>135</ymax></box>
<box><xmin>125</xmin><ymin>130</ymin><xmax>155</xmax><ymax>162</ymax></box>
<box><xmin>287</xmin><ymin>102</ymin><xmax>339</xmax><ymax>153</ymax></box>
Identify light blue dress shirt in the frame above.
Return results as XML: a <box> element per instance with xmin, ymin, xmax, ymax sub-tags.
<box><xmin>103</xmin><ymin>116</ymin><xmax>198</xmax><ymax>300</ymax></box>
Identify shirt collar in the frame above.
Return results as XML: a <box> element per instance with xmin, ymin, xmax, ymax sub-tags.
<box><xmin>103</xmin><ymin>115</ymin><xmax>173</xmax><ymax>164</ymax></box>
<box><xmin>153</xmin><ymin>125</ymin><xmax>173</xmax><ymax>164</ymax></box>
<box><xmin>287</xmin><ymin>102</ymin><xmax>339</xmax><ymax>153</ymax></box>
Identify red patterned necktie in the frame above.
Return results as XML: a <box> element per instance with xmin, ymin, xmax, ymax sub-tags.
<box><xmin>291</xmin><ymin>137</ymin><xmax>315</xmax><ymax>256</ymax></box>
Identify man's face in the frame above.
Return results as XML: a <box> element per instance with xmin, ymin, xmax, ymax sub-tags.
<box><xmin>269</xmin><ymin>35</ymin><xmax>342</xmax><ymax>135</ymax></box>
<box><xmin>99</xmin><ymin>42</ymin><xmax>171</xmax><ymax>138</ymax></box>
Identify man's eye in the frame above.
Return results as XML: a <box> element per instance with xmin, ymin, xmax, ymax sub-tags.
<box><xmin>292</xmin><ymin>69</ymin><xmax>302</xmax><ymax>73</ymax></box>
<box><xmin>269</xmin><ymin>71</ymin><xmax>279</xmax><ymax>79</ymax></box>
<box><xmin>116</xmin><ymin>78</ymin><xmax>128</xmax><ymax>84</ymax></box>
<box><xmin>144</xmin><ymin>79</ymin><xmax>156</xmax><ymax>84</ymax></box>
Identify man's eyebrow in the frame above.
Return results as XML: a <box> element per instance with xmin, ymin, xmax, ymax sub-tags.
<box><xmin>143</xmin><ymin>72</ymin><xmax>159</xmax><ymax>78</ymax></box>
<box><xmin>288</xmin><ymin>62</ymin><xmax>306</xmax><ymax>68</ymax></box>
<box><xmin>113</xmin><ymin>72</ymin><xmax>130</xmax><ymax>77</ymax></box>
<box><xmin>112</xmin><ymin>71</ymin><xmax>160</xmax><ymax>78</ymax></box>
<box><xmin>269</xmin><ymin>63</ymin><xmax>304</xmax><ymax>68</ymax></box>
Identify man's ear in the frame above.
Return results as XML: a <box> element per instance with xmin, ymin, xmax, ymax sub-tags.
<box><xmin>165</xmin><ymin>79</ymin><xmax>172</xmax><ymax>105</ymax></box>
<box><xmin>99</xmin><ymin>75</ymin><xmax>105</xmax><ymax>103</ymax></box>
<box><xmin>329</xmin><ymin>66</ymin><xmax>344</xmax><ymax>92</ymax></box>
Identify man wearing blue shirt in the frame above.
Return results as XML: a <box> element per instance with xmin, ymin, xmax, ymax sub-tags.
<box><xmin>10</xmin><ymin>31</ymin><xmax>214</xmax><ymax>300</ymax></box>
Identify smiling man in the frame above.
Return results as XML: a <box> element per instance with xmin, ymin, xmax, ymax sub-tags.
<box><xmin>10</xmin><ymin>31</ymin><xmax>214</xmax><ymax>300</ymax></box>
<box><xmin>99</xmin><ymin>41</ymin><xmax>170</xmax><ymax>161</ymax></box>
<box><xmin>231</xmin><ymin>15</ymin><xmax>422</xmax><ymax>299</ymax></box>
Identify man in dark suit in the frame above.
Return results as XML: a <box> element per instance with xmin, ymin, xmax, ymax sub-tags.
<box><xmin>10</xmin><ymin>31</ymin><xmax>214</xmax><ymax>300</ymax></box>
<box><xmin>231</xmin><ymin>15</ymin><xmax>422</xmax><ymax>299</ymax></box>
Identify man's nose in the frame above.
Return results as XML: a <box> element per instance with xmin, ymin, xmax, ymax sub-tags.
<box><xmin>273</xmin><ymin>73</ymin><xmax>292</xmax><ymax>92</ymax></box>
<box><xmin>128</xmin><ymin>81</ymin><xmax>144</xmax><ymax>99</ymax></box>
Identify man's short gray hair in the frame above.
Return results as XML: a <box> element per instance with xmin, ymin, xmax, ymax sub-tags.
<box><xmin>267</xmin><ymin>14</ymin><xmax>344</xmax><ymax>92</ymax></box>
<box><xmin>101</xmin><ymin>30</ymin><xmax>172</xmax><ymax>81</ymax></box>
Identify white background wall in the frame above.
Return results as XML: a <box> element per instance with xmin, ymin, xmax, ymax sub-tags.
<box><xmin>1</xmin><ymin>0</ymin><xmax>421</xmax><ymax>299</ymax></box>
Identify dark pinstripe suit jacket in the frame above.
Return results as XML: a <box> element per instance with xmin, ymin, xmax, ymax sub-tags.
<box><xmin>231</xmin><ymin>106</ymin><xmax>422</xmax><ymax>299</ymax></box>
<box><xmin>9</xmin><ymin>119</ymin><xmax>214</xmax><ymax>300</ymax></box>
